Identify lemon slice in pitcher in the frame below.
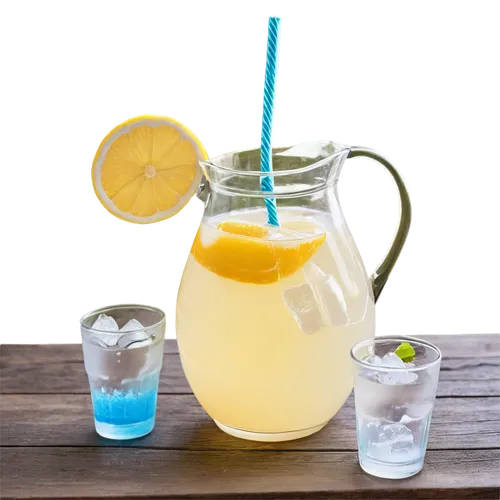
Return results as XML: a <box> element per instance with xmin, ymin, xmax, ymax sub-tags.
<box><xmin>92</xmin><ymin>115</ymin><xmax>207</xmax><ymax>223</ymax></box>
<box><xmin>191</xmin><ymin>221</ymin><xmax>326</xmax><ymax>284</ymax></box>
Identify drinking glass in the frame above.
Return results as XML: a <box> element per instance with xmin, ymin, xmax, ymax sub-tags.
<box><xmin>80</xmin><ymin>304</ymin><xmax>165</xmax><ymax>440</ymax></box>
<box><xmin>351</xmin><ymin>336</ymin><xmax>441</xmax><ymax>479</ymax></box>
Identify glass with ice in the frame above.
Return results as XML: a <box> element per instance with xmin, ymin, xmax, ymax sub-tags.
<box><xmin>80</xmin><ymin>304</ymin><xmax>165</xmax><ymax>440</ymax></box>
<box><xmin>351</xmin><ymin>336</ymin><xmax>441</xmax><ymax>479</ymax></box>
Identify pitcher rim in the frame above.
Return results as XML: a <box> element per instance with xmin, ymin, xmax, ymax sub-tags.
<box><xmin>200</xmin><ymin>140</ymin><xmax>351</xmax><ymax>177</ymax></box>
<box><xmin>350</xmin><ymin>336</ymin><xmax>442</xmax><ymax>372</ymax></box>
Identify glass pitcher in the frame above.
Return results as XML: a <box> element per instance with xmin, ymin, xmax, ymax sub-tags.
<box><xmin>176</xmin><ymin>141</ymin><xmax>411</xmax><ymax>442</ymax></box>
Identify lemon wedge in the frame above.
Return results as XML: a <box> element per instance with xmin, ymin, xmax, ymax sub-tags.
<box><xmin>191</xmin><ymin>222</ymin><xmax>326</xmax><ymax>284</ymax></box>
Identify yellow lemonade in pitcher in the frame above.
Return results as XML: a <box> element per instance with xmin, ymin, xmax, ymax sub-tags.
<box><xmin>177</xmin><ymin>207</ymin><xmax>374</xmax><ymax>440</ymax></box>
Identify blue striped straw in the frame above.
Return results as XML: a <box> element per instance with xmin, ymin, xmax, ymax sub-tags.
<box><xmin>260</xmin><ymin>17</ymin><xmax>281</xmax><ymax>227</ymax></box>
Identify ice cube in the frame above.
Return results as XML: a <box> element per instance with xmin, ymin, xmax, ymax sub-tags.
<box><xmin>114</xmin><ymin>318</ymin><xmax>153</xmax><ymax>349</ymax></box>
<box><xmin>405</xmin><ymin>402</ymin><xmax>433</xmax><ymax>419</ymax></box>
<box><xmin>381</xmin><ymin>352</ymin><xmax>406</xmax><ymax>368</ymax></box>
<box><xmin>386</xmin><ymin>405</ymin><xmax>409</xmax><ymax>423</ymax></box>
<box><xmin>364</xmin><ymin>354</ymin><xmax>383</xmax><ymax>365</ymax></box>
<box><xmin>381</xmin><ymin>372</ymin><xmax>418</xmax><ymax>384</ymax></box>
<box><xmin>360</xmin><ymin>354</ymin><xmax>384</xmax><ymax>380</ymax></box>
<box><xmin>365</xmin><ymin>420</ymin><xmax>380</xmax><ymax>443</ymax></box>
<box><xmin>283</xmin><ymin>282</ymin><xmax>326</xmax><ymax>334</ymax></box>
<box><xmin>399</xmin><ymin>414</ymin><xmax>413</xmax><ymax>424</ymax></box>
<box><xmin>375</xmin><ymin>352</ymin><xmax>418</xmax><ymax>384</ymax></box>
<box><xmin>379</xmin><ymin>370</ymin><xmax>418</xmax><ymax>385</ymax></box>
<box><xmin>120</xmin><ymin>319</ymin><xmax>144</xmax><ymax>332</ymax></box>
<box><xmin>282</xmin><ymin>263</ymin><xmax>349</xmax><ymax>334</ymax></box>
<box><xmin>89</xmin><ymin>334</ymin><xmax>112</xmax><ymax>348</ymax></box>
<box><xmin>304</xmin><ymin>263</ymin><xmax>349</xmax><ymax>327</ymax></box>
<box><xmin>93</xmin><ymin>314</ymin><xmax>119</xmax><ymax>332</ymax></box>
<box><xmin>91</xmin><ymin>314</ymin><xmax>119</xmax><ymax>347</ymax></box>
<box><xmin>375</xmin><ymin>353</ymin><xmax>418</xmax><ymax>384</ymax></box>
<box><xmin>374</xmin><ymin>423</ymin><xmax>414</xmax><ymax>452</ymax></box>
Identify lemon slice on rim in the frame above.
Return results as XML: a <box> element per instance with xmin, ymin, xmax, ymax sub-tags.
<box><xmin>92</xmin><ymin>115</ymin><xmax>207</xmax><ymax>223</ymax></box>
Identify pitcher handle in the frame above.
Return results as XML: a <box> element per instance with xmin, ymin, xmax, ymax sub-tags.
<box><xmin>347</xmin><ymin>147</ymin><xmax>411</xmax><ymax>302</ymax></box>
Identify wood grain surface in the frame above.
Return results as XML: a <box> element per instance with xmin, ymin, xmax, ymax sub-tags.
<box><xmin>1</xmin><ymin>335</ymin><xmax>499</xmax><ymax>499</ymax></box>
<box><xmin>1</xmin><ymin>394</ymin><xmax>499</xmax><ymax>451</ymax></box>
<box><xmin>1</xmin><ymin>336</ymin><xmax>499</xmax><ymax>396</ymax></box>
<box><xmin>1</xmin><ymin>448</ymin><xmax>499</xmax><ymax>499</ymax></box>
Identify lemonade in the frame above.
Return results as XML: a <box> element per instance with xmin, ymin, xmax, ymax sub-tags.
<box><xmin>177</xmin><ymin>207</ymin><xmax>375</xmax><ymax>440</ymax></box>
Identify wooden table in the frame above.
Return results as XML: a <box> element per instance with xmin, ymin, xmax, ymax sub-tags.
<box><xmin>1</xmin><ymin>335</ymin><xmax>499</xmax><ymax>499</ymax></box>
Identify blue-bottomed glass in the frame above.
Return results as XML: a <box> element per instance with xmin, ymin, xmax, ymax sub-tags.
<box><xmin>81</xmin><ymin>305</ymin><xmax>165</xmax><ymax>440</ymax></box>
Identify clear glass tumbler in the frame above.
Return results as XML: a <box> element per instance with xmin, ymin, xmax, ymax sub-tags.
<box><xmin>351</xmin><ymin>336</ymin><xmax>441</xmax><ymax>479</ymax></box>
<box><xmin>80</xmin><ymin>304</ymin><xmax>165</xmax><ymax>440</ymax></box>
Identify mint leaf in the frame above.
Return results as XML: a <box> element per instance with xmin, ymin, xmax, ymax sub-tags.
<box><xmin>394</xmin><ymin>342</ymin><xmax>415</xmax><ymax>362</ymax></box>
